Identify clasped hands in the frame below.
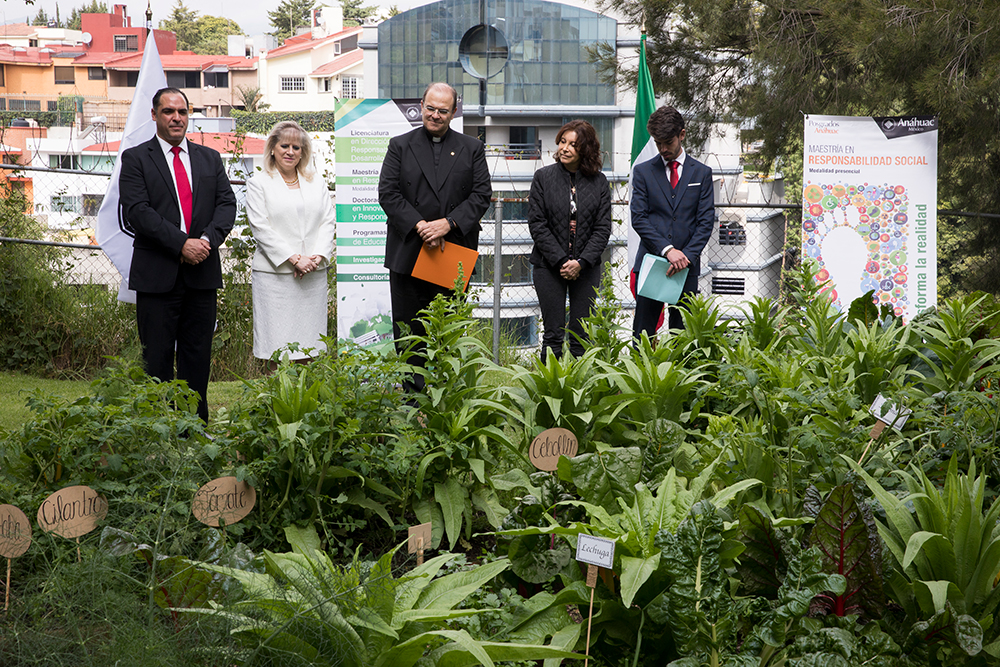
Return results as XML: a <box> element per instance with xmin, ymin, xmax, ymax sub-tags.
<box><xmin>416</xmin><ymin>218</ymin><xmax>451</xmax><ymax>250</ymax></box>
<box><xmin>664</xmin><ymin>247</ymin><xmax>691</xmax><ymax>276</ymax></box>
<box><xmin>560</xmin><ymin>259</ymin><xmax>582</xmax><ymax>280</ymax></box>
<box><xmin>181</xmin><ymin>238</ymin><xmax>211</xmax><ymax>265</ymax></box>
<box><xmin>290</xmin><ymin>254</ymin><xmax>322</xmax><ymax>278</ymax></box>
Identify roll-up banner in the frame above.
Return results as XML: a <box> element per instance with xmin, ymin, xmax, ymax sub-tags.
<box><xmin>333</xmin><ymin>99</ymin><xmax>463</xmax><ymax>351</ymax></box>
<box><xmin>802</xmin><ymin>115</ymin><xmax>937</xmax><ymax>323</ymax></box>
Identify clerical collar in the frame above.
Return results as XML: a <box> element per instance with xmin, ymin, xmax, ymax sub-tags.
<box><xmin>425</xmin><ymin>128</ymin><xmax>446</xmax><ymax>143</ymax></box>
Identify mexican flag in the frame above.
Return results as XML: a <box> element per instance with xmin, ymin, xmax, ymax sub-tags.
<box><xmin>626</xmin><ymin>32</ymin><xmax>658</xmax><ymax>269</ymax></box>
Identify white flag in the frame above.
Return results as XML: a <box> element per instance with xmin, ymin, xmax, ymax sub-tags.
<box><xmin>96</xmin><ymin>34</ymin><xmax>168</xmax><ymax>303</ymax></box>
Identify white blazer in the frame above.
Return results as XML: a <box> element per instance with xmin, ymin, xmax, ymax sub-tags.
<box><xmin>245</xmin><ymin>170</ymin><xmax>336</xmax><ymax>274</ymax></box>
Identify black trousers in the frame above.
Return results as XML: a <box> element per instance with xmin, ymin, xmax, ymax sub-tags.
<box><xmin>389</xmin><ymin>270</ymin><xmax>450</xmax><ymax>392</ymax></box>
<box><xmin>533</xmin><ymin>261</ymin><xmax>602</xmax><ymax>360</ymax></box>
<box><xmin>632</xmin><ymin>292</ymin><xmax>685</xmax><ymax>341</ymax></box>
<box><xmin>136</xmin><ymin>279</ymin><xmax>216</xmax><ymax>422</ymax></box>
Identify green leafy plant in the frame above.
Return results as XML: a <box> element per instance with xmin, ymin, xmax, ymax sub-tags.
<box><xmin>399</xmin><ymin>289</ymin><xmax>519</xmax><ymax>549</ymax></box>
<box><xmin>184</xmin><ymin>525</ymin><xmax>579</xmax><ymax>666</ymax></box>
<box><xmin>849</xmin><ymin>455</ymin><xmax>1000</xmax><ymax>660</ymax></box>
<box><xmin>228</xmin><ymin>347</ymin><xmax>405</xmax><ymax>552</ymax></box>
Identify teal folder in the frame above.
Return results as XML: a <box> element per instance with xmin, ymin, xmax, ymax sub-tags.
<box><xmin>636</xmin><ymin>254</ymin><xmax>689</xmax><ymax>304</ymax></box>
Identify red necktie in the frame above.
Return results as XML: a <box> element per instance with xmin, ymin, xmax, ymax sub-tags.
<box><xmin>669</xmin><ymin>160</ymin><xmax>679</xmax><ymax>189</ymax></box>
<box><xmin>171</xmin><ymin>145</ymin><xmax>193</xmax><ymax>233</ymax></box>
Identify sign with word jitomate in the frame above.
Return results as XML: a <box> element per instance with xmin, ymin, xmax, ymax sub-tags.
<box><xmin>529</xmin><ymin>428</ymin><xmax>579</xmax><ymax>471</ymax></box>
<box><xmin>36</xmin><ymin>486</ymin><xmax>108</xmax><ymax>539</ymax></box>
<box><xmin>191</xmin><ymin>477</ymin><xmax>256</xmax><ymax>527</ymax></box>
<box><xmin>0</xmin><ymin>505</ymin><xmax>31</xmax><ymax>558</ymax></box>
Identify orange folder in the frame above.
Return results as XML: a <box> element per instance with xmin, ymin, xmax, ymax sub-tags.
<box><xmin>411</xmin><ymin>241</ymin><xmax>479</xmax><ymax>290</ymax></box>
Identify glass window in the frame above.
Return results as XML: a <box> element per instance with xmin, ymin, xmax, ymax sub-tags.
<box><xmin>54</xmin><ymin>66</ymin><xmax>75</xmax><ymax>84</ymax></box>
<box><xmin>49</xmin><ymin>155</ymin><xmax>81</xmax><ymax>170</ymax></box>
<box><xmin>51</xmin><ymin>195</ymin><xmax>80</xmax><ymax>213</ymax></box>
<box><xmin>203</xmin><ymin>71</ymin><xmax>228</xmax><ymax>88</ymax></box>
<box><xmin>377</xmin><ymin>0</ymin><xmax>615</xmax><ymax>106</ymax></box>
<box><xmin>280</xmin><ymin>76</ymin><xmax>306</xmax><ymax>92</ymax></box>
<box><xmin>166</xmin><ymin>71</ymin><xmax>201</xmax><ymax>88</ymax></box>
<box><xmin>88</xmin><ymin>67</ymin><xmax>106</xmax><ymax>80</ymax></box>
<box><xmin>0</xmin><ymin>65</ymin><xmax>4</xmax><ymax>86</ymax></box>
<box><xmin>82</xmin><ymin>194</ymin><xmax>104</xmax><ymax>216</ymax></box>
<box><xmin>114</xmin><ymin>34</ymin><xmax>138</xmax><ymax>52</ymax></box>
<box><xmin>10</xmin><ymin>99</ymin><xmax>41</xmax><ymax>111</ymax></box>
<box><xmin>342</xmin><ymin>76</ymin><xmax>359</xmax><ymax>98</ymax></box>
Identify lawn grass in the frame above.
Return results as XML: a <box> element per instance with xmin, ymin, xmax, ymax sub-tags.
<box><xmin>0</xmin><ymin>371</ymin><xmax>251</xmax><ymax>433</ymax></box>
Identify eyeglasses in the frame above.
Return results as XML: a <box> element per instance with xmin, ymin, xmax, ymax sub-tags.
<box><xmin>423</xmin><ymin>105</ymin><xmax>453</xmax><ymax>116</ymax></box>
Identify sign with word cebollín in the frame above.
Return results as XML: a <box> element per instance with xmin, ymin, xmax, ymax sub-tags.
<box><xmin>36</xmin><ymin>486</ymin><xmax>108</xmax><ymax>539</ymax></box>
<box><xmin>192</xmin><ymin>477</ymin><xmax>256</xmax><ymax>527</ymax></box>
<box><xmin>529</xmin><ymin>427</ymin><xmax>579</xmax><ymax>471</ymax></box>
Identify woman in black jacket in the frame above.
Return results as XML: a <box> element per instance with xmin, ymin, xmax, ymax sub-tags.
<box><xmin>528</xmin><ymin>120</ymin><xmax>613</xmax><ymax>360</ymax></box>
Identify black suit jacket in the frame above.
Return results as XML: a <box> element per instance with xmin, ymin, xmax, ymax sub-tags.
<box><xmin>378</xmin><ymin>127</ymin><xmax>492</xmax><ymax>274</ymax></box>
<box><xmin>630</xmin><ymin>153</ymin><xmax>715</xmax><ymax>294</ymax></box>
<box><xmin>120</xmin><ymin>136</ymin><xmax>237</xmax><ymax>293</ymax></box>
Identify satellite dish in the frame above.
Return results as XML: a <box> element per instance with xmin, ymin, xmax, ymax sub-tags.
<box><xmin>81</xmin><ymin>32</ymin><xmax>93</xmax><ymax>44</ymax></box>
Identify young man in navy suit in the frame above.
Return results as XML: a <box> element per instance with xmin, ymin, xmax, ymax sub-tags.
<box><xmin>631</xmin><ymin>106</ymin><xmax>716</xmax><ymax>339</ymax></box>
<box><xmin>378</xmin><ymin>82</ymin><xmax>492</xmax><ymax>391</ymax></box>
<box><xmin>119</xmin><ymin>87</ymin><xmax>237</xmax><ymax>422</ymax></box>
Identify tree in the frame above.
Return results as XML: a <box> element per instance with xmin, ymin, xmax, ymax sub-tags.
<box><xmin>159</xmin><ymin>0</ymin><xmax>202</xmax><ymax>51</ymax></box>
<box><xmin>67</xmin><ymin>1</ymin><xmax>109</xmax><ymax>30</ymax></box>
<box><xmin>31</xmin><ymin>8</ymin><xmax>50</xmax><ymax>26</ymax></box>
<box><xmin>195</xmin><ymin>15</ymin><xmax>242</xmax><ymax>55</ymax></box>
<box><xmin>343</xmin><ymin>0</ymin><xmax>376</xmax><ymax>25</ymax></box>
<box><xmin>267</xmin><ymin>0</ymin><xmax>314</xmax><ymax>43</ymax></box>
<box><xmin>600</xmin><ymin>0</ymin><xmax>1000</xmax><ymax>294</ymax></box>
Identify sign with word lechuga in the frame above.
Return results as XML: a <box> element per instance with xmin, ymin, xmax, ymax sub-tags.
<box><xmin>192</xmin><ymin>477</ymin><xmax>256</xmax><ymax>527</ymax></box>
<box><xmin>36</xmin><ymin>486</ymin><xmax>108</xmax><ymax>539</ymax></box>
<box><xmin>0</xmin><ymin>505</ymin><xmax>32</xmax><ymax>558</ymax></box>
<box><xmin>529</xmin><ymin>427</ymin><xmax>579</xmax><ymax>471</ymax></box>
<box><xmin>575</xmin><ymin>533</ymin><xmax>615</xmax><ymax>570</ymax></box>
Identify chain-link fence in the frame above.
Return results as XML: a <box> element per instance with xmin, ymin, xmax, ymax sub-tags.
<box><xmin>2</xmin><ymin>163</ymin><xmax>998</xmax><ymax>372</ymax></box>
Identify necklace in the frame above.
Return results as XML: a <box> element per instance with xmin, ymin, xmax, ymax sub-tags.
<box><xmin>282</xmin><ymin>175</ymin><xmax>299</xmax><ymax>186</ymax></box>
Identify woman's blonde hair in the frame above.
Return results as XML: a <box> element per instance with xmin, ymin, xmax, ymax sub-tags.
<box><xmin>263</xmin><ymin>120</ymin><xmax>315</xmax><ymax>180</ymax></box>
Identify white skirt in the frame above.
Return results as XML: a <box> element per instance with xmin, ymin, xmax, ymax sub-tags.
<box><xmin>252</xmin><ymin>269</ymin><xmax>328</xmax><ymax>360</ymax></box>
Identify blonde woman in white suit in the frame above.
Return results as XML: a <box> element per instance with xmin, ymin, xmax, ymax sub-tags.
<box><xmin>246</xmin><ymin>121</ymin><xmax>335</xmax><ymax>367</ymax></box>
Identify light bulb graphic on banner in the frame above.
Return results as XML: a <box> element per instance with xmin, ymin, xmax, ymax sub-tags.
<box><xmin>802</xmin><ymin>181</ymin><xmax>910</xmax><ymax>317</ymax></box>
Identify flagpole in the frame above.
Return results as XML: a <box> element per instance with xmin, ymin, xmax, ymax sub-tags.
<box><xmin>625</xmin><ymin>23</ymin><xmax>658</xmax><ymax>271</ymax></box>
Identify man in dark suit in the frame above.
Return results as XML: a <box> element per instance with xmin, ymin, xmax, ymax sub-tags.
<box><xmin>378</xmin><ymin>82</ymin><xmax>492</xmax><ymax>390</ymax></box>
<box><xmin>119</xmin><ymin>87</ymin><xmax>236</xmax><ymax>422</ymax></box>
<box><xmin>631</xmin><ymin>105</ymin><xmax>715</xmax><ymax>339</ymax></box>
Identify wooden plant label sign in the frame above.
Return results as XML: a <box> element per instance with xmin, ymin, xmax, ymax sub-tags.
<box><xmin>869</xmin><ymin>394</ymin><xmax>912</xmax><ymax>431</ymax></box>
<box><xmin>576</xmin><ymin>533</ymin><xmax>615</xmax><ymax>571</ymax></box>
<box><xmin>529</xmin><ymin>427</ymin><xmax>579</xmax><ymax>471</ymax></box>
<box><xmin>192</xmin><ymin>477</ymin><xmax>256</xmax><ymax>527</ymax></box>
<box><xmin>408</xmin><ymin>522</ymin><xmax>432</xmax><ymax>554</ymax></box>
<box><xmin>0</xmin><ymin>505</ymin><xmax>32</xmax><ymax>558</ymax></box>
<box><xmin>36</xmin><ymin>486</ymin><xmax>108</xmax><ymax>539</ymax></box>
